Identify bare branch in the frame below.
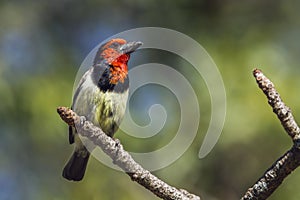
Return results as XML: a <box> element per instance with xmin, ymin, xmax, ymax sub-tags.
<box><xmin>57</xmin><ymin>106</ymin><xmax>200</xmax><ymax>200</ymax></box>
<box><xmin>253</xmin><ymin>69</ymin><xmax>300</xmax><ymax>140</ymax></box>
<box><xmin>241</xmin><ymin>69</ymin><xmax>300</xmax><ymax>200</ymax></box>
<box><xmin>241</xmin><ymin>147</ymin><xmax>300</xmax><ymax>200</ymax></box>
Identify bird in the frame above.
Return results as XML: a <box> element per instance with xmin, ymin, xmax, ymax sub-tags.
<box><xmin>62</xmin><ymin>38</ymin><xmax>142</xmax><ymax>181</ymax></box>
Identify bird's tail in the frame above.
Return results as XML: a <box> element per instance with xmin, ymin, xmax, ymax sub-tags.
<box><xmin>62</xmin><ymin>150</ymin><xmax>90</xmax><ymax>181</ymax></box>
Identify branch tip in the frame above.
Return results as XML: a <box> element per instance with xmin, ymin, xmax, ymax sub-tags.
<box><xmin>253</xmin><ymin>68</ymin><xmax>261</xmax><ymax>75</ymax></box>
<box><xmin>57</xmin><ymin>106</ymin><xmax>77</xmax><ymax>126</ymax></box>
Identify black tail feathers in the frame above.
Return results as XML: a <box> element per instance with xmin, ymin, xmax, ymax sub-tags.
<box><xmin>62</xmin><ymin>150</ymin><xmax>90</xmax><ymax>181</ymax></box>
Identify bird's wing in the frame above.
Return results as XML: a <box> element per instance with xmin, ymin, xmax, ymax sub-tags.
<box><xmin>68</xmin><ymin>67</ymin><xmax>93</xmax><ymax>144</ymax></box>
<box><xmin>72</xmin><ymin>67</ymin><xmax>94</xmax><ymax>107</ymax></box>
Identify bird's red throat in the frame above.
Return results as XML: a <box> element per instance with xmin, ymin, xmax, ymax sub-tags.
<box><xmin>109</xmin><ymin>54</ymin><xmax>130</xmax><ymax>85</ymax></box>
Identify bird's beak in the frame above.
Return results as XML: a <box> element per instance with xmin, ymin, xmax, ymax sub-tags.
<box><xmin>119</xmin><ymin>41</ymin><xmax>143</xmax><ymax>54</ymax></box>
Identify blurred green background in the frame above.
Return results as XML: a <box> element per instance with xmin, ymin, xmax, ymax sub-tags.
<box><xmin>1</xmin><ymin>0</ymin><xmax>300</xmax><ymax>199</ymax></box>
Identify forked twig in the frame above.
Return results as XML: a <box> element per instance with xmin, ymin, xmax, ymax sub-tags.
<box><xmin>241</xmin><ymin>69</ymin><xmax>300</xmax><ymax>200</ymax></box>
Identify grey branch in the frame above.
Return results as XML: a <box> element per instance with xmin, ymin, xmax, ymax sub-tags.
<box><xmin>253</xmin><ymin>69</ymin><xmax>300</xmax><ymax>140</ymax></box>
<box><xmin>241</xmin><ymin>69</ymin><xmax>300</xmax><ymax>200</ymax></box>
<box><xmin>57</xmin><ymin>106</ymin><xmax>200</xmax><ymax>200</ymax></box>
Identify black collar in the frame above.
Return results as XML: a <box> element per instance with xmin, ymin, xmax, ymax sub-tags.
<box><xmin>92</xmin><ymin>64</ymin><xmax>129</xmax><ymax>93</ymax></box>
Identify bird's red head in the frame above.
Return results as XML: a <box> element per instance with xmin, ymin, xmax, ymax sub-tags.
<box><xmin>95</xmin><ymin>38</ymin><xmax>142</xmax><ymax>85</ymax></box>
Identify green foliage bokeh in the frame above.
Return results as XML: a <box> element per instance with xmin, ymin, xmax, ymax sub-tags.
<box><xmin>1</xmin><ymin>1</ymin><xmax>300</xmax><ymax>199</ymax></box>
